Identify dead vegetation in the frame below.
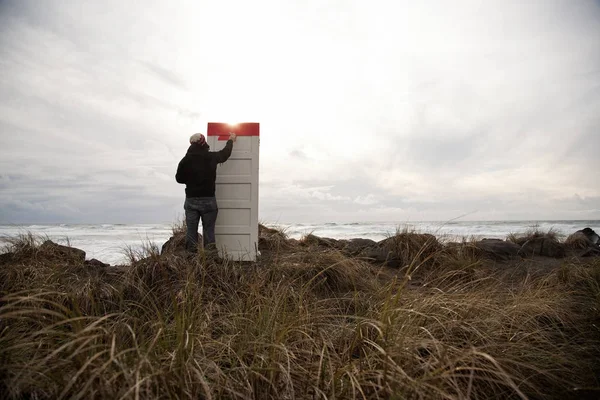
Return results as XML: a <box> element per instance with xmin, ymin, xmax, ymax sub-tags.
<box><xmin>0</xmin><ymin>226</ymin><xmax>599</xmax><ymax>399</ymax></box>
<box><xmin>507</xmin><ymin>226</ymin><xmax>561</xmax><ymax>244</ymax></box>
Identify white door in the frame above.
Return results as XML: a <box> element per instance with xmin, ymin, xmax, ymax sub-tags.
<box><xmin>207</xmin><ymin>123</ymin><xmax>259</xmax><ymax>261</ymax></box>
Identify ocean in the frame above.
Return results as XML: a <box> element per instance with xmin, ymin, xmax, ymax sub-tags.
<box><xmin>0</xmin><ymin>220</ymin><xmax>598</xmax><ymax>265</ymax></box>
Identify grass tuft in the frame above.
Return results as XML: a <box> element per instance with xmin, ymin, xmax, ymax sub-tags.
<box><xmin>1</xmin><ymin>229</ymin><xmax>599</xmax><ymax>399</ymax></box>
<box><xmin>507</xmin><ymin>225</ymin><xmax>561</xmax><ymax>244</ymax></box>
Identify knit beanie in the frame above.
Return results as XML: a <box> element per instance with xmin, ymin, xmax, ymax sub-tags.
<box><xmin>189</xmin><ymin>133</ymin><xmax>206</xmax><ymax>145</ymax></box>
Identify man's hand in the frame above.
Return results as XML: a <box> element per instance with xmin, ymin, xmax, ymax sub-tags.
<box><xmin>229</xmin><ymin>132</ymin><xmax>237</xmax><ymax>142</ymax></box>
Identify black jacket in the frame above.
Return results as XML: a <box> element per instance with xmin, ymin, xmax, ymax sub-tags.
<box><xmin>176</xmin><ymin>141</ymin><xmax>233</xmax><ymax>197</ymax></box>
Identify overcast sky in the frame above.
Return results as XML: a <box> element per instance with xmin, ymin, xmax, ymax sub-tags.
<box><xmin>0</xmin><ymin>0</ymin><xmax>599</xmax><ymax>224</ymax></box>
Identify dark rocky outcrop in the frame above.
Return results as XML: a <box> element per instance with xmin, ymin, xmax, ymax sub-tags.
<box><xmin>157</xmin><ymin>226</ymin><xmax>599</xmax><ymax>266</ymax></box>
<box><xmin>566</xmin><ymin>228</ymin><xmax>600</xmax><ymax>249</ymax></box>
<box><xmin>581</xmin><ymin>227</ymin><xmax>599</xmax><ymax>244</ymax></box>
<box><xmin>296</xmin><ymin>235</ymin><xmax>402</xmax><ymax>267</ymax></box>
<box><xmin>283</xmin><ymin>234</ymin><xmax>401</xmax><ymax>267</ymax></box>
<box><xmin>161</xmin><ymin>231</ymin><xmax>191</xmax><ymax>254</ymax></box>
<box><xmin>378</xmin><ymin>233</ymin><xmax>442</xmax><ymax>267</ymax></box>
<box><xmin>378</xmin><ymin>233</ymin><xmax>441</xmax><ymax>253</ymax></box>
<box><xmin>300</xmin><ymin>234</ymin><xmax>339</xmax><ymax>248</ymax></box>
<box><xmin>341</xmin><ymin>238</ymin><xmax>378</xmax><ymax>256</ymax></box>
<box><xmin>360</xmin><ymin>247</ymin><xmax>401</xmax><ymax>268</ymax></box>
<box><xmin>473</xmin><ymin>239</ymin><xmax>520</xmax><ymax>261</ymax></box>
<box><xmin>84</xmin><ymin>258</ymin><xmax>110</xmax><ymax>268</ymax></box>
<box><xmin>259</xmin><ymin>224</ymin><xmax>295</xmax><ymax>251</ymax></box>
<box><xmin>444</xmin><ymin>241</ymin><xmax>462</xmax><ymax>248</ymax></box>
<box><xmin>40</xmin><ymin>240</ymin><xmax>86</xmax><ymax>263</ymax></box>
<box><xmin>259</xmin><ymin>224</ymin><xmax>283</xmax><ymax>236</ymax></box>
<box><xmin>336</xmin><ymin>238</ymin><xmax>402</xmax><ymax>268</ymax></box>
<box><xmin>517</xmin><ymin>237</ymin><xmax>566</xmax><ymax>258</ymax></box>
<box><xmin>580</xmin><ymin>247</ymin><xmax>600</xmax><ymax>257</ymax></box>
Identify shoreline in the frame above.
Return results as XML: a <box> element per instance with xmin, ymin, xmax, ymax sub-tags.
<box><xmin>2</xmin><ymin>223</ymin><xmax>598</xmax><ymax>267</ymax></box>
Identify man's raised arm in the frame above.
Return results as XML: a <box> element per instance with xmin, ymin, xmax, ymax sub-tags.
<box><xmin>216</xmin><ymin>132</ymin><xmax>237</xmax><ymax>163</ymax></box>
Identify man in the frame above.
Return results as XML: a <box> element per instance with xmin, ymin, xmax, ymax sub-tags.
<box><xmin>176</xmin><ymin>132</ymin><xmax>237</xmax><ymax>253</ymax></box>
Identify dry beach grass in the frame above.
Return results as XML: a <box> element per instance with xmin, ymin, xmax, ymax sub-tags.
<box><xmin>0</xmin><ymin>225</ymin><xmax>599</xmax><ymax>399</ymax></box>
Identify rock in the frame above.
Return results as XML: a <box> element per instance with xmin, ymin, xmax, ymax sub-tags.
<box><xmin>335</xmin><ymin>239</ymin><xmax>350</xmax><ymax>249</ymax></box>
<box><xmin>84</xmin><ymin>258</ymin><xmax>110</xmax><ymax>268</ymax></box>
<box><xmin>258</xmin><ymin>225</ymin><xmax>293</xmax><ymax>250</ymax></box>
<box><xmin>40</xmin><ymin>240</ymin><xmax>86</xmax><ymax>263</ymax></box>
<box><xmin>517</xmin><ymin>237</ymin><xmax>566</xmax><ymax>258</ymax></box>
<box><xmin>161</xmin><ymin>231</ymin><xmax>194</xmax><ymax>254</ymax></box>
<box><xmin>342</xmin><ymin>238</ymin><xmax>378</xmax><ymax>255</ymax></box>
<box><xmin>300</xmin><ymin>234</ymin><xmax>338</xmax><ymax>248</ymax></box>
<box><xmin>259</xmin><ymin>224</ymin><xmax>283</xmax><ymax>236</ymax></box>
<box><xmin>349</xmin><ymin>238</ymin><xmax>378</xmax><ymax>247</ymax></box>
<box><xmin>581</xmin><ymin>228</ymin><xmax>600</xmax><ymax>245</ymax></box>
<box><xmin>378</xmin><ymin>233</ymin><xmax>442</xmax><ymax>267</ymax></box>
<box><xmin>444</xmin><ymin>241</ymin><xmax>462</xmax><ymax>248</ymax></box>
<box><xmin>317</xmin><ymin>236</ymin><xmax>339</xmax><ymax>248</ymax></box>
<box><xmin>473</xmin><ymin>239</ymin><xmax>520</xmax><ymax>261</ymax></box>
<box><xmin>566</xmin><ymin>228</ymin><xmax>600</xmax><ymax>249</ymax></box>
<box><xmin>379</xmin><ymin>233</ymin><xmax>440</xmax><ymax>252</ymax></box>
<box><xmin>361</xmin><ymin>247</ymin><xmax>402</xmax><ymax>268</ymax></box>
<box><xmin>580</xmin><ymin>247</ymin><xmax>600</xmax><ymax>257</ymax></box>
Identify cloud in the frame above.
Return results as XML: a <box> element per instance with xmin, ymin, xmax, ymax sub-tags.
<box><xmin>354</xmin><ymin>194</ymin><xmax>378</xmax><ymax>205</ymax></box>
<box><xmin>0</xmin><ymin>0</ymin><xmax>599</xmax><ymax>224</ymax></box>
<box><xmin>139</xmin><ymin>61</ymin><xmax>188</xmax><ymax>90</ymax></box>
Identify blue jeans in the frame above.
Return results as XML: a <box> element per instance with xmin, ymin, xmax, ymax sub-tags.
<box><xmin>184</xmin><ymin>197</ymin><xmax>218</xmax><ymax>252</ymax></box>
